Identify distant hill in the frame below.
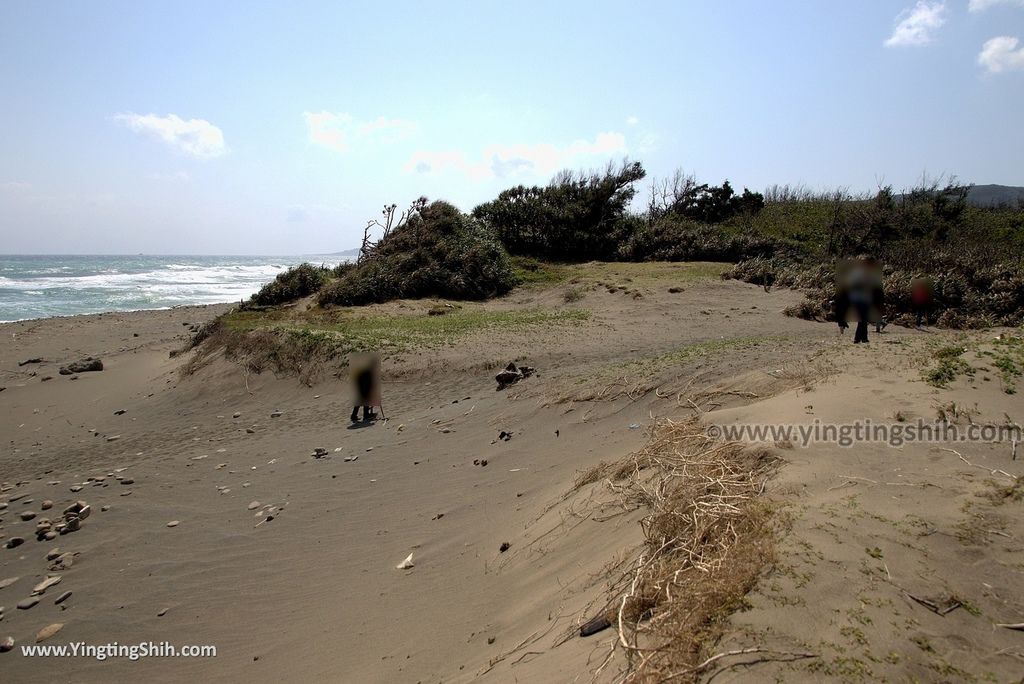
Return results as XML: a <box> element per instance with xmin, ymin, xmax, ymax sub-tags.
<box><xmin>325</xmin><ymin>248</ymin><xmax>361</xmax><ymax>257</ymax></box>
<box><xmin>967</xmin><ymin>184</ymin><xmax>1024</xmax><ymax>207</ymax></box>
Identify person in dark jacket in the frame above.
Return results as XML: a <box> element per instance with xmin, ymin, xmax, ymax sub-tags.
<box><xmin>349</xmin><ymin>353</ymin><xmax>381</xmax><ymax>423</ymax></box>
<box><xmin>835</xmin><ymin>257</ymin><xmax>882</xmax><ymax>344</ymax></box>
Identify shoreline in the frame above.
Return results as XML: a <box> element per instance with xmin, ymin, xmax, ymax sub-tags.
<box><xmin>0</xmin><ymin>301</ymin><xmax>238</xmax><ymax>326</ymax></box>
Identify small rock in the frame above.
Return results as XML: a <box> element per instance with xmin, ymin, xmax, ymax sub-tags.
<box><xmin>396</xmin><ymin>553</ymin><xmax>414</xmax><ymax>570</ymax></box>
<box><xmin>114</xmin><ymin>409</ymin><xmax>126</xmax><ymax>415</ymax></box>
<box><xmin>0</xmin><ymin>636</ymin><xmax>13</xmax><ymax>652</ymax></box>
<box><xmin>35</xmin><ymin>623</ymin><xmax>62</xmax><ymax>642</ymax></box>
<box><xmin>54</xmin><ymin>591</ymin><xmax>72</xmax><ymax>605</ymax></box>
<box><xmin>101</xmin><ymin>505</ymin><xmax>110</xmax><ymax>512</ymax></box>
<box><xmin>46</xmin><ymin>548</ymin><xmax>61</xmax><ymax>561</ymax></box>
<box><xmin>157</xmin><ymin>608</ymin><xmax>168</xmax><ymax>617</ymax></box>
<box><xmin>69</xmin><ymin>485</ymin><xmax>83</xmax><ymax>492</ymax></box>
<box><xmin>247</xmin><ymin>501</ymin><xmax>260</xmax><ymax>510</ymax></box>
<box><xmin>5</xmin><ymin>538</ymin><xmax>25</xmax><ymax>549</ymax></box>
<box><xmin>106</xmin><ymin>435</ymin><xmax>121</xmax><ymax>442</ymax></box>
<box><xmin>270</xmin><ymin>410</ymin><xmax>282</xmax><ymax>418</ymax></box>
<box><xmin>166</xmin><ymin>520</ymin><xmax>179</xmax><ymax>528</ymax></box>
<box><xmin>59</xmin><ymin>357</ymin><xmax>102</xmax><ymax>375</ymax></box>
<box><xmin>120</xmin><ymin>478</ymin><xmax>134</xmax><ymax>485</ymax></box>
<box><xmin>32</xmin><ymin>576</ymin><xmax>61</xmax><ymax>595</ymax></box>
<box><xmin>16</xmin><ymin>597</ymin><xmax>39</xmax><ymax>610</ymax></box>
<box><xmin>40</xmin><ymin>500</ymin><xmax>53</xmax><ymax>510</ymax></box>
<box><xmin>233</xmin><ymin>412</ymin><xmax>241</xmax><ymax>418</ymax></box>
<box><xmin>499</xmin><ymin>542</ymin><xmax>511</xmax><ymax>553</ymax></box>
<box><xmin>0</xmin><ymin>577</ymin><xmax>19</xmax><ymax>590</ymax></box>
<box><xmin>19</xmin><ymin>511</ymin><xmax>36</xmax><ymax>521</ymax></box>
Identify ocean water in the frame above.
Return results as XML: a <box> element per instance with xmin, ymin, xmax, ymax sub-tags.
<box><xmin>0</xmin><ymin>255</ymin><xmax>350</xmax><ymax>322</ymax></box>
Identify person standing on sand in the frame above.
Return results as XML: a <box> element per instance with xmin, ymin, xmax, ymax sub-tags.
<box><xmin>349</xmin><ymin>352</ymin><xmax>382</xmax><ymax>423</ymax></box>
<box><xmin>910</xmin><ymin>274</ymin><xmax>933</xmax><ymax>328</ymax></box>
<box><xmin>835</xmin><ymin>256</ymin><xmax>881</xmax><ymax>344</ymax></box>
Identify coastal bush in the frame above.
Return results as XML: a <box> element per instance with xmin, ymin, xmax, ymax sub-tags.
<box><xmin>249</xmin><ymin>263</ymin><xmax>330</xmax><ymax>306</ymax></box>
<box><xmin>619</xmin><ymin>216</ymin><xmax>779</xmax><ymax>262</ymax></box>
<box><xmin>317</xmin><ymin>200</ymin><xmax>517</xmax><ymax>306</ymax></box>
<box><xmin>472</xmin><ymin>160</ymin><xmax>646</xmax><ymax>261</ymax></box>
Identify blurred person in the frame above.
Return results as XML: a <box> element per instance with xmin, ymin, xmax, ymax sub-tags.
<box><xmin>910</xmin><ymin>274</ymin><xmax>934</xmax><ymax>328</ymax></box>
<box><xmin>349</xmin><ymin>352</ymin><xmax>382</xmax><ymax>423</ymax></box>
<box><xmin>835</xmin><ymin>256</ymin><xmax>882</xmax><ymax>344</ymax></box>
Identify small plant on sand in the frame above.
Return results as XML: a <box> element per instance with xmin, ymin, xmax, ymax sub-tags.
<box><xmin>923</xmin><ymin>346</ymin><xmax>970</xmax><ymax>388</ymax></box>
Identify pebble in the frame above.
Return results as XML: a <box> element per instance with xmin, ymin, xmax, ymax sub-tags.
<box><xmin>35</xmin><ymin>623</ymin><xmax>62</xmax><ymax>643</ymax></box>
<box><xmin>19</xmin><ymin>511</ymin><xmax>36</xmax><ymax>521</ymax></box>
<box><xmin>101</xmin><ymin>505</ymin><xmax>110</xmax><ymax>512</ymax></box>
<box><xmin>246</xmin><ymin>428</ymin><xmax>256</xmax><ymax>434</ymax></box>
<box><xmin>157</xmin><ymin>608</ymin><xmax>168</xmax><ymax>617</ymax></box>
<box><xmin>233</xmin><ymin>412</ymin><xmax>241</xmax><ymax>418</ymax></box>
<box><xmin>120</xmin><ymin>478</ymin><xmax>134</xmax><ymax>485</ymax></box>
<box><xmin>54</xmin><ymin>591</ymin><xmax>72</xmax><ymax>605</ymax></box>
<box><xmin>32</xmin><ymin>576</ymin><xmax>62</xmax><ymax>595</ymax></box>
<box><xmin>106</xmin><ymin>435</ymin><xmax>121</xmax><ymax>442</ymax></box>
<box><xmin>46</xmin><ymin>548</ymin><xmax>61</xmax><ymax>561</ymax></box>
<box><xmin>247</xmin><ymin>501</ymin><xmax>260</xmax><ymax>510</ymax></box>
<box><xmin>41</xmin><ymin>500</ymin><xmax>53</xmax><ymax>510</ymax></box>
<box><xmin>0</xmin><ymin>577</ymin><xmax>19</xmax><ymax>590</ymax></box>
<box><xmin>16</xmin><ymin>597</ymin><xmax>39</xmax><ymax>610</ymax></box>
<box><xmin>0</xmin><ymin>636</ymin><xmax>13</xmax><ymax>652</ymax></box>
<box><xmin>166</xmin><ymin>520</ymin><xmax>179</xmax><ymax>528</ymax></box>
<box><xmin>5</xmin><ymin>538</ymin><xmax>25</xmax><ymax>549</ymax></box>
<box><xmin>271</xmin><ymin>410</ymin><xmax>282</xmax><ymax>418</ymax></box>
<box><xmin>70</xmin><ymin>485</ymin><xmax>83</xmax><ymax>492</ymax></box>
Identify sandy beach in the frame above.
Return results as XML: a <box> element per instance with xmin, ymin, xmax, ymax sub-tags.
<box><xmin>1</xmin><ymin>265</ymin><xmax>1022</xmax><ymax>682</ymax></box>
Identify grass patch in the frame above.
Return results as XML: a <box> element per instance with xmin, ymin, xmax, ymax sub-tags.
<box><xmin>923</xmin><ymin>345</ymin><xmax>971</xmax><ymax>388</ymax></box>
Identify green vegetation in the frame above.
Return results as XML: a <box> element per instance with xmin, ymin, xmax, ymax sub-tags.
<box><xmin>249</xmin><ymin>263</ymin><xmax>333</xmax><ymax>306</ymax></box>
<box><xmin>922</xmin><ymin>345</ymin><xmax>971</xmax><ymax>388</ymax></box>
<box><xmin>318</xmin><ymin>200</ymin><xmax>516</xmax><ymax>306</ymax></box>
<box><xmin>223</xmin><ymin>306</ymin><xmax>589</xmax><ymax>354</ymax></box>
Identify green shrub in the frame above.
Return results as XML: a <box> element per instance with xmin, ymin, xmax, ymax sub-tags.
<box><xmin>618</xmin><ymin>216</ymin><xmax>779</xmax><ymax>262</ymax></box>
<box><xmin>318</xmin><ymin>200</ymin><xmax>517</xmax><ymax>306</ymax></box>
<box><xmin>250</xmin><ymin>263</ymin><xmax>330</xmax><ymax>306</ymax></box>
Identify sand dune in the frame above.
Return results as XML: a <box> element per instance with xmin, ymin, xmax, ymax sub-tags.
<box><xmin>1</xmin><ymin>268</ymin><xmax>1022</xmax><ymax>682</ymax></box>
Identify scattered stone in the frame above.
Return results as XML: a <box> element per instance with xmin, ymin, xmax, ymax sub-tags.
<box><xmin>18</xmin><ymin>358</ymin><xmax>43</xmax><ymax>366</ymax></box>
<box><xmin>166</xmin><ymin>520</ymin><xmax>179</xmax><ymax>528</ymax></box>
<box><xmin>396</xmin><ymin>553</ymin><xmax>415</xmax><ymax>570</ymax></box>
<box><xmin>120</xmin><ymin>478</ymin><xmax>134</xmax><ymax>485</ymax></box>
<box><xmin>54</xmin><ymin>591</ymin><xmax>72</xmax><ymax>605</ymax></box>
<box><xmin>101</xmin><ymin>505</ymin><xmax>110</xmax><ymax>512</ymax></box>
<box><xmin>246</xmin><ymin>428</ymin><xmax>255</xmax><ymax>434</ymax></box>
<box><xmin>233</xmin><ymin>412</ymin><xmax>241</xmax><ymax>418</ymax></box>
<box><xmin>579</xmin><ymin>615</ymin><xmax>612</xmax><ymax>637</ymax></box>
<box><xmin>343</xmin><ymin>455</ymin><xmax>358</xmax><ymax>462</ymax></box>
<box><xmin>247</xmin><ymin>501</ymin><xmax>260</xmax><ymax>510</ymax></box>
<box><xmin>16</xmin><ymin>597</ymin><xmax>39</xmax><ymax>610</ymax></box>
<box><xmin>431</xmin><ymin>513</ymin><xmax>444</xmax><ymax>520</ymax></box>
<box><xmin>157</xmin><ymin>608</ymin><xmax>168</xmax><ymax>617</ymax></box>
<box><xmin>40</xmin><ymin>500</ymin><xmax>53</xmax><ymax>511</ymax></box>
<box><xmin>46</xmin><ymin>549</ymin><xmax>61</xmax><ymax>561</ymax></box>
<box><xmin>312</xmin><ymin>448</ymin><xmax>329</xmax><ymax>459</ymax></box>
<box><xmin>5</xmin><ymin>538</ymin><xmax>25</xmax><ymax>549</ymax></box>
<box><xmin>114</xmin><ymin>409</ymin><xmax>126</xmax><ymax>415</ymax></box>
<box><xmin>69</xmin><ymin>485</ymin><xmax>83</xmax><ymax>492</ymax></box>
<box><xmin>31</xmin><ymin>576</ymin><xmax>61</xmax><ymax>595</ymax></box>
<box><xmin>270</xmin><ymin>410</ymin><xmax>283</xmax><ymax>418</ymax></box>
<box><xmin>499</xmin><ymin>542</ymin><xmax>511</xmax><ymax>553</ymax></box>
<box><xmin>35</xmin><ymin>623</ymin><xmax>62</xmax><ymax>642</ymax></box>
<box><xmin>0</xmin><ymin>636</ymin><xmax>13</xmax><ymax>652</ymax></box>
<box><xmin>106</xmin><ymin>435</ymin><xmax>121</xmax><ymax>442</ymax></box>
<box><xmin>497</xmin><ymin>431</ymin><xmax>513</xmax><ymax>442</ymax></box>
<box><xmin>0</xmin><ymin>577</ymin><xmax>19</xmax><ymax>590</ymax></box>
<box><xmin>58</xmin><ymin>357</ymin><xmax>103</xmax><ymax>375</ymax></box>
<box><xmin>495</xmin><ymin>362</ymin><xmax>535</xmax><ymax>390</ymax></box>
<box><xmin>19</xmin><ymin>511</ymin><xmax>36</xmax><ymax>521</ymax></box>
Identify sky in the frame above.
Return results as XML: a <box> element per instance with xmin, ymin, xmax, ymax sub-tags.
<box><xmin>1</xmin><ymin>0</ymin><xmax>1023</xmax><ymax>255</ymax></box>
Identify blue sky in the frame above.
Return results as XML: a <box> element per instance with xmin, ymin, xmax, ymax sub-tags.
<box><xmin>1</xmin><ymin>0</ymin><xmax>1022</xmax><ymax>254</ymax></box>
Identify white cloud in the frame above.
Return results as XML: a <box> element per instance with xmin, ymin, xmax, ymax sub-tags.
<box><xmin>626</xmin><ymin>115</ymin><xmax>639</xmax><ymax>126</ymax></box>
<box><xmin>885</xmin><ymin>1</ymin><xmax>947</xmax><ymax>47</ymax></box>
<box><xmin>302</xmin><ymin>111</ymin><xmax>417</xmax><ymax>153</ymax></box>
<box><xmin>115</xmin><ymin>113</ymin><xmax>226</xmax><ymax>159</ymax></box>
<box><xmin>969</xmin><ymin>0</ymin><xmax>1024</xmax><ymax>11</ymax></box>
<box><xmin>978</xmin><ymin>35</ymin><xmax>1024</xmax><ymax>71</ymax></box>
<box><xmin>404</xmin><ymin>132</ymin><xmax>628</xmax><ymax>181</ymax></box>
